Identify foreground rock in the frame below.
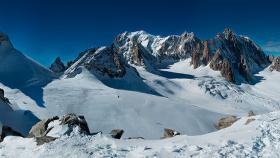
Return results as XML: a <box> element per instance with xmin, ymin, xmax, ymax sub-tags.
<box><xmin>216</xmin><ymin>116</ymin><xmax>238</xmax><ymax>129</ymax></box>
<box><xmin>0</xmin><ymin>88</ymin><xmax>10</xmax><ymax>103</ymax></box>
<box><xmin>110</xmin><ymin>129</ymin><xmax>124</xmax><ymax>139</ymax></box>
<box><xmin>28</xmin><ymin>114</ymin><xmax>90</xmax><ymax>145</ymax></box>
<box><xmin>0</xmin><ymin>125</ymin><xmax>23</xmax><ymax>142</ymax></box>
<box><xmin>161</xmin><ymin>128</ymin><xmax>180</xmax><ymax>139</ymax></box>
<box><xmin>28</xmin><ymin>116</ymin><xmax>59</xmax><ymax>138</ymax></box>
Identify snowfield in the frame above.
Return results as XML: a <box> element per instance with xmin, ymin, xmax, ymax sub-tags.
<box><xmin>1</xmin><ymin>111</ymin><xmax>280</xmax><ymax>158</ymax></box>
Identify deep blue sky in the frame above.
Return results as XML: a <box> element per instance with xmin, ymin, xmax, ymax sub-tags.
<box><xmin>0</xmin><ymin>0</ymin><xmax>280</xmax><ymax>66</ymax></box>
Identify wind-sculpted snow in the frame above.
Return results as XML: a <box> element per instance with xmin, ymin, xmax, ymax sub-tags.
<box><xmin>1</xmin><ymin>111</ymin><xmax>280</xmax><ymax>157</ymax></box>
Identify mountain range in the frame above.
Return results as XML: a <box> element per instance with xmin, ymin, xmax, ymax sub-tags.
<box><xmin>0</xmin><ymin>29</ymin><xmax>280</xmax><ymax>157</ymax></box>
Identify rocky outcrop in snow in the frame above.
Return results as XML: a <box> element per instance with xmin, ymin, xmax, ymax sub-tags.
<box><xmin>110</xmin><ymin>129</ymin><xmax>124</xmax><ymax>139</ymax></box>
<box><xmin>28</xmin><ymin>114</ymin><xmax>90</xmax><ymax>145</ymax></box>
<box><xmin>64</xmin><ymin>46</ymin><xmax>126</xmax><ymax>78</ymax></box>
<box><xmin>216</xmin><ymin>115</ymin><xmax>239</xmax><ymax>129</ymax></box>
<box><xmin>269</xmin><ymin>56</ymin><xmax>280</xmax><ymax>72</ymax></box>
<box><xmin>161</xmin><ymin>128</ymin><xmax>180</xmax><ymax>139</ymax></box>
<box><xmin>49</xmin><ymin>57</ymin><xmax>66</xmax><ymax>75</ymax></box>
<box><xmin>0</xmin><ymin>125</ymin><xmax>23</xmax><ymax>142</ymax></box>
<box><xmin>0</xmin><ymin>88</ymin><xmax>9</xmax><ymax>103</ymax></box>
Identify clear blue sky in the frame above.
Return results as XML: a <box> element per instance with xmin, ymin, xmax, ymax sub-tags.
<box><xmin>0</xmin><ymin>0</ymin><xmax>280</xmax><ymax>66</ymax></box>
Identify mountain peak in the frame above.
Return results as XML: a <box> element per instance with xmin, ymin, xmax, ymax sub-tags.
<box><xmin>221</xmin><ymin>28</ymin><xmax>236</xmax><ymax>39</ymax></box>
<box><xmin>49</xmin><ymin>57</ymin><xmax>66</xmax><ymax>74</ymax></box>
<box><xmin>0</xmin><ymin>32</ymin><xmax>13</xmax><ymax>48</ymax></box>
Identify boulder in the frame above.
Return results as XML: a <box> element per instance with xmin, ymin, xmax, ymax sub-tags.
<box><xmin>0</xmin><ymin>125</ymin><xmax>23</xmax><ymax>142</ymax></box>
<box><xmin>60</xmin><ymin>114</ymin><xmax>90</xmax><ymax>135</ymax></box>
<box><xmin>161</xmin><ymin>128</ymin><xmax>180</xmax><ymax>139</ymax></box>
<box><xmin>28</xmin><ymin>114</ymin><xmax>90</xmax><ymax>145</ymax></box>
<box><xmin>216</xmin><ymin>116</ymin><xmax>238</xmax><ymax>129</ymax></box>
<box><xmin>110</xmin><ymin>129</ymin><xmax>124</xmax><ymax>139</ymax></box>
<box><xmin>248</xmin><ymin>111</ymin><xmax>256</xmax><ymax>117</ymax></box>
<box><xmin>35</xmin><ymin>136</ymin><xmax>57</xmax><ymax>145</ymax></box>
<box><xmin>28</xmin><ymin>116</ymin><xmax>59</xmax><ymax>138</ymax></box>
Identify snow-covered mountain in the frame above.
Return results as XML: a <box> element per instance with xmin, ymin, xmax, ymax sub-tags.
<box><xmin>113</xmin><ymin>29</ymin><xmax>269</xmax><ymax>84</ymax></box>
<box><xmin>0</xmin><ymin>32</ymin><xmax>55</xmax><ymax>106</ymax></box>
<box><xmin>0</xmin><ymin>29</ymin><xmax>280</xmax><ymax>157</ymax></box>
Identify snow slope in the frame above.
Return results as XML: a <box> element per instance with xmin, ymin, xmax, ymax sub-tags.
<box><xmin>0</xmin><ymin>98</ymin><xmax>39</xmax><ymax>136</ymax></box>
<box><xmin>41</xmin><ymin>58</ymin><xmax>280</xmax><ymax>139</ymax></box>
<box><xmin>0</xmin><ymin>32</ymin><xmax>54</xmax><ymax>107</ymax></box>
<box><xmin>1</xmin><ymin>110</ymin><xmax>279</xmax><ymax>157</ymax></box>
<box><xmin>44</xmin><ymin>67</ymin><xmax>223</xmax><ymax>139</ymax></box>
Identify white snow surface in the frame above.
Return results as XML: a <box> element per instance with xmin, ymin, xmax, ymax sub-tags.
<box><xmin>1</xmin><ymin>111</ymin><xmax>280</xmax><ymax>157</ymax></box>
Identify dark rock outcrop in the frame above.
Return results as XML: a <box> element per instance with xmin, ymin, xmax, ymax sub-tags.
<box><xmin>0</xmin><ymin>88</ymin><xmax>10</xmax><ymax>103</ymax></box>
<box><xmin>0</xmin><ymin>125</ymin><xmax>23</xmax><ymax>142</ymax></box>
<box><xmin>161</xmin><ymin>128</ymin><xmax>180</xmax><ymax>139</ymax></box>
<box><xmin>110</xmin><ymin>129</ymin><xmax>124</xmax><ymax>139</ymax></box>
<box><xmin>35</xmin><ymin>136</ymin><xmax>57</xmax><ymax>145</ymax></box>
<box><xmin>49</xmin><ymin>57</ymin><xmax>66</xmax><ymax>74</ymax></box>
<box><xmin>65</xmin><ymin>46</ymin><xmax>126</xmax><ymax>78</ymax></box>
<box><xmin>216</xmin><ymin>115</ymin><xmax>238</xmax><ymax>129</ymax></box>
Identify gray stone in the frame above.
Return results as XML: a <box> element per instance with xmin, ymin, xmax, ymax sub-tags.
<box><xmin>110</xmin><ymin>129</ymin><xmax>124</xmax><ymax>139</ymax></box>
<box><xmin>28</xmin><ymin>116</ymin><xmax>59</xmax><ymax>138</ymax></box>
<box><xmin>216</xmin><ymin>116</ymin><xmax>238</xmax><ymax>129</ymax></box>
<box><xmin>35</xmin><ymin>136</ymin><xmax>57</xmax><ymax>145</ymax></box>
<box><xmin>162</xmin><ymin>128</ymin><xmax>180</xmax><ymax>139</ymax></box>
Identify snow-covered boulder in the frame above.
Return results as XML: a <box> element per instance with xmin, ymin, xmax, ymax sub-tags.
<box><xmin>28</xmin><ymin>114</ymin><xmax>90</xmax><ymax>145</ymax></box>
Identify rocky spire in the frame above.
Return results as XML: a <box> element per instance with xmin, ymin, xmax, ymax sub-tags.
<box><xmin>49</xmin><ymin>57</ymin><xmax>66</xmax><ymax>74</ymax></box>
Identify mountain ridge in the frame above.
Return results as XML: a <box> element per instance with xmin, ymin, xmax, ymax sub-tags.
<box><xmin>56</xmin><ymin>28</ymin><xmax>270</xmax><ymax>85</ymax></box>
